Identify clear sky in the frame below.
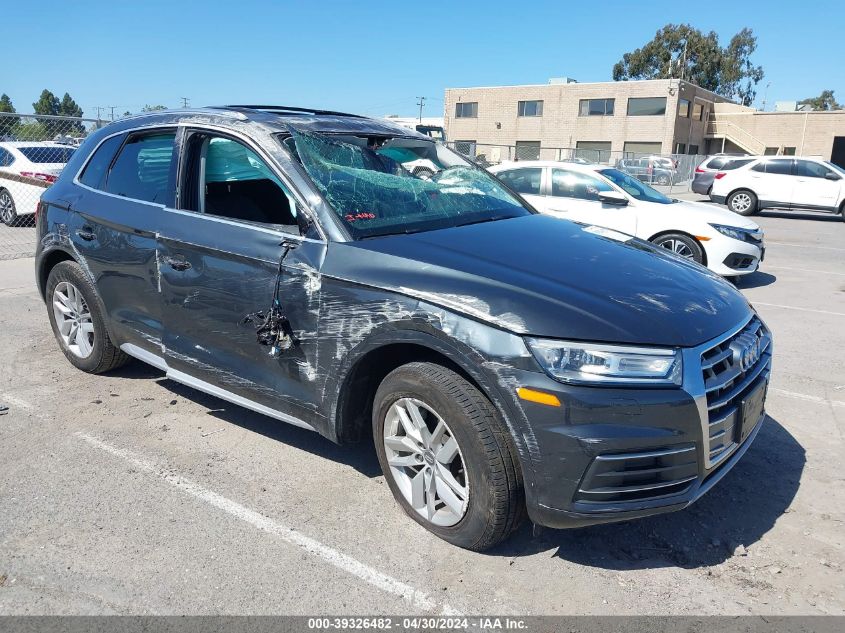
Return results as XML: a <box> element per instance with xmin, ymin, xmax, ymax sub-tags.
<box><xmin>2</xmin><ymin>0</ymin><xmax>842</xmax><ymax>119</ymax></box>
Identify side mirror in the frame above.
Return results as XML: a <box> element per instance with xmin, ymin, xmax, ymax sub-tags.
<box><xmin>824</xmin><ymin>172</ymin><xmax>841</xmax><ymax>181</ymax></box>
<box><xmin>598</xmin><ymin>190</ymin><xmax>629</xmax><ymax>206</ymax></box>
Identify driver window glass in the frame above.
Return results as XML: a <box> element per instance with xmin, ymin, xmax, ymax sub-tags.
<box><xmin>794</xmin><ymin>160</ymin><xmax>831</xmax><ymax>179</ymax></box>
<box><xmin>551</xmin><ymin>169</ymin><xmax>613</xmax><ymax>200</ymax></box>
<box><xmin>765</xmin><ymin>160</ymin><xmax>793</xmax><ymax>176</ymax></box>
<box><xmin>497</xmin><ymin>168</ymin><xmax>541</xmax><ymax>195</ymax></box>
<box><xmin>183</xmin><ymin>134</ymin><xmax>299</xmax><ymax>229</ymax></box>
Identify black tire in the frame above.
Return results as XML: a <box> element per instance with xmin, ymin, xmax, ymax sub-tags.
<box><xmin>373</xmin><ymin>362</ymin><xmax>524</xmax><ymax>551</ymax></box>
<box><xmin>45</xmin><ymin>261</ymin><xmax>130</xmax><ymax>373</ymax></box>
<box><xmin>839</xmin><ymin>200</ymin><xmax>845</xmax><ymax>222</ymax></box>
<box><xmin>727</xmin><ymin>189</ymin><xmax>758</xmax><ymax>216</ymax></box>
<box><xmin>0</xmin><ymin>189</ymin><xmax>18</xmax><ymax>226</ymax></box>
<box><xmin>651</xmin><ymin>232</ymin><xmax>705</xmax><ymax>264</ymax></box>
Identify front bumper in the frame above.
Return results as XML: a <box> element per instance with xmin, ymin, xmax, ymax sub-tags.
<box><xmin>704</xmin><ymin>235</ymin><xmax>764</xmax><ymax>277</ymax></box>
<box><xmin>518</xmin><ymin>314</ymin><xmax>772</xmax><ymax>529</ymax></box>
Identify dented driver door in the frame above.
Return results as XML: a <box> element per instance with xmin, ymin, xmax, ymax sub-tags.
<box><xmin>156</xmin><ymin>210</ymin><xmax>328</xmax><ymax>431</ymax></box>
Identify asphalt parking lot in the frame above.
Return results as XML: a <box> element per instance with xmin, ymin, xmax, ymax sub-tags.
<box><xmin>0</xmin><ymin>204</ymin><xmax>843</xmax><ymax>616</ymax></box>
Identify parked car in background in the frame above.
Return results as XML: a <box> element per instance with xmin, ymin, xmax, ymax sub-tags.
<box><xmin>490</xmin><ymin>160</ymin><xmax>765</xmax><ymax>277</ymax></box>
<box><xmin>692</xmin><ymin>155</ymin><xmax>756</xmax><ymax>196</ymax></box>
<box><xmin>710</xmin><ymin>156</ymin><xmax>845</xmax><ymax>218</ymax></box>
<box><xmin>615</xmin><ymin>157</ymin><xmax>680</xmax><ymax>185</ymax></box>
<box><xmin>0</xmin><ymin>141</ymin><xmax>76</xmax><ymax>225</ymax></box>
<box><xmin>36</xmin><ymin>106</ymin><xmax>771</xmax><ymax>550</ymax></box>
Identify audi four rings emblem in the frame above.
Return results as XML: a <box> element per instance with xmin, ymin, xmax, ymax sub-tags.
<box><xmin>737</xmin><ymin>337</ymin><xmax>762</xmax><ymax>371</ymax></box>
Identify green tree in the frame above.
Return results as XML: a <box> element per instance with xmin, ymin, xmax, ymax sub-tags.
<box><xmin>612</xmin><ymin>24</ymin><xmax>764</xmax><ymax>106</ymax></box>
<box><xmin>0</xmin><ymin>94</ymin><xmax>19</xmax><ymax>133</ymax></box>
<box><xmin>799</xmin><ymin>90</ymin><xmax>842</xmax><ymax>111</ymax></box>
<box><xmin>58</xmin><ymin>92</ymin><xmax>84</xmax><ymax>134</ymax></box>
<box><xmin>141</xmin><ymin>104</ymin><xmax>167</xmax><ymax>112</ymax></box>
<box><xmin>33</xmin><ymin>89</ymin><xmax>60</xmax><ymax>116</ymax></box>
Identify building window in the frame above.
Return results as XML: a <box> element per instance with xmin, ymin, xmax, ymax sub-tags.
<box><xmin>575</xmin><ymin>141</ymin><xmax>612</xmax><ymax>163</ymax></box>
<box><xmin>455</xmin><ymin>102</ymin><xmax>478</xmax><ymax>118</ymax></box>
<box><xmin>579</xmin><ymin>98</ymin><xmax>615</xmax><ymax>116</ymax></box>
<box><xmin>783</xmin><ymin>147</ymin><xmax>796</xmax><ymax>156</ymax></box>
<box><xmin>623</xmin><ymin>141</ymin><xmax>663</xmax><ymax>156</ymax></box>
<box><xmin>515</xmin><ymin>141</ymin><xmax>541</xmax><ymax>161</ymax></box>
<box><xmin>689</xmin><ymin>144</ymin><xmax>699</xmax><ymax>154</ymax></box>
<box><xmin>678</xmin><ymin>99</ymin><xmax>690</xmax><ymax>118</ymax></box>
<box><xmin>764</xmin><ymin>147</ymin><xmax>779</xmax><ymax>155</ymax></box>
<box><xmin>675</xmin><ymin>143</ymin><xmax>686</xmax><ymax>154</ymax></box>
<box><xmin>518</xmin><ymin>100</ymin><xmax>543</xmax><ymax>117</ymax></box>
<box><xmin>692</xmin><ymin>102</ymin><xmax>704</xmax><ymax>120</ymax></box>
<box><xmin>627</xmin><ymin>97</ymin><xmax>667</xmax><ymax>116</ymax></box>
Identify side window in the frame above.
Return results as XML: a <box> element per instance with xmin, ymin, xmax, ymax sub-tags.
<box><xmin>105</xmin><ymin>132</ymin><xmax>176</xmax><ymax>204</ymax></box>
<box><xmin>0</xmin><ymin>148</ymin><xmax>14</xmax><ymax>167</ymax></box>
<box><xmin>551</xmin><ymin>169</ymin><xmax>613</xmax><ymax>200</ymax></box>
<box><xmin>496</xmin><ymin>168</ymin><xmax>542</xmax><ymax>195</ymax></box>
<box><xmin>183</xmin><ymin>133</ymin><xmax>298</xmax><ymax>228</ymax></box>
<box><xmin>794</xmin><ymin>160</ymin><xmax>832</xmax><ymax>179</ymax></box>
<box><xmin>751</xmin><ymin>162</ymin><xmax>766</xmax><ymax>173</ymax></box>
<box><xmin>79</xmin><ymin>135</ymin><xmax>124</xmax><ymax>190</ymax></box>
<box><xmin>766</xmin><ymin>160</ymin><xmax>793</xmax><ymax>176</ymax></box>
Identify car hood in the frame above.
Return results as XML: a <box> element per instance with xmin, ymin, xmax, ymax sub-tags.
<box><xmin>325</xmin><ymin>215</ymin><xmax>752</xmax><ymax>347</ymax></box>
<box><xmin>664</xmin><ymin>199</ymin><xmax>760</xmax><ymax>230</ymax></box>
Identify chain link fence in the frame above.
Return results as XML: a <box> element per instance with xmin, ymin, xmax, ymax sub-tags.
<box><xmin>446</xmin><ymin>141</ymin><xmax>709</xmax><ymax>196</ymax></box>
<box><xmin>0</xmin><ymin>112</ymin><xmax>105</xmax><ymax>260</ymax></box>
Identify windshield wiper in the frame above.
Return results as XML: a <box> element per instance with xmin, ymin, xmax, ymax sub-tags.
<box><xmin>452</xmin><ymin>214</ymin><xmax>513</xmax><ymax>229</ymax></box>
<box><xmin>359</xmin><ymin>227</ymin><xmax>429</xmax><ymax>240</ymax></box>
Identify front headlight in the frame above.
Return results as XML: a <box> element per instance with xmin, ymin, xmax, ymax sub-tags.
<box><xmin>710</xmin><ymin>223</ymin><xmax>749</xmax><ymax>241</ymax></box>
<box><xmin>525</xmin><ymin>338</ymin><xmax>682</xmax><ymax>386</ymax></box>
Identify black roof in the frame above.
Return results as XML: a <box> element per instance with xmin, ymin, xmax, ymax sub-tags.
<box><xmin>108</xmin><ymin>105</ymin><xmax>425</xmax><ymax>138</ymax></box>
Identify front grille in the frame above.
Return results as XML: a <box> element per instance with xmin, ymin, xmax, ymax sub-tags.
<box><xmin>700</xmin><ymin>316</ymin><xmax>772</xmax><ymax>467</ymax></box>
<box><xmin>576</xmin><ymin>445</ymin><xmax>698</xmax><ymax>504</ymax></box>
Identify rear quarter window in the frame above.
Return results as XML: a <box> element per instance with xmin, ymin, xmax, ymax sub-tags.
<box><xmin>79</xmin><ymin>135</ymin><xmax>124</xmax><ymax>190</ymax></box>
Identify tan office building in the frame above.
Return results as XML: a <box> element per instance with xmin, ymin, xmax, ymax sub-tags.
<box><xmin>444</xmin><ymin>78</ymin><xmax>845</xmax><ymax>165</ymax></box>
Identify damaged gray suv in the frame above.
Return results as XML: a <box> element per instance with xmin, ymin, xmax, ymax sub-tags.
<box><xmin>35</xmin><ymin>106</ymin><xmax>772</xmax><ymax>550</ymax></box>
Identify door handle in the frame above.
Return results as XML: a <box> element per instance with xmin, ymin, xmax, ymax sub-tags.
<box><xmin>75</xmin><ymin>227</ymin><xmax>96</xmax><ymax>241</ymax></box>
<box><xmin>163</xmin><ymin>256</ymin><xmax>192</xmax><ymax>272</ymax></box>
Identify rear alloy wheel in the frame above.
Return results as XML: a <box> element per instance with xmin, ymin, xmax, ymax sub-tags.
<box><xmin>727</xmin><ymin>190</ymin><xmax>758</xmax><ymax>216</ymax></box>
<box><xmin>657</xmin><ymin>173</ymin><xmax>671</xmax><ymax>186</ymax></box>
<box><xmin>46</xmin><ymin>261</ymin><xmax>129</xmax><ymax>373</ymax></box>
<box><xmin>374</xmin><ymin>362</ymin><xmax>524</xmax><ymax>550</ymax></box>
<box><xmin>0</xmin><ymin>189</ymin><xmax>17</xmax><ymax>226</ymax></box>
<box><xmin>652</xmin><ymin>233</ymin><xmax>705</xmax><ymax>264</ymax></box>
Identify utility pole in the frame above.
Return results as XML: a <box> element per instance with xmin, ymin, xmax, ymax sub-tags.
<box><xmin>94</xmin><ymin>106</ymin><xmax>104</xmax><ymax>121</ymax></box>
<box><xmin>416</xmin><ymin>96</ymin><xmax>426</xmax><ymax>123</ymax></box>
<box><xmin>108</xmin><ymin>106</ymin><xmax>117</xmax><ymax>121</ymax></box>
<box><xmin>761</xmin><ymin>82</ymin><xmax>772</xmax><ymax>112</ymax></box>
<box><xmin>181</xmin><ymin>97</ymin><xmax>190</xmax><ymax>108</ymax></box>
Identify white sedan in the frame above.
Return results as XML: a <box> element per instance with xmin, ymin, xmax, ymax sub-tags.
<box><xmin>489</xmin><ymin>160</ymin><xmax>764</xmax><ymax>277</ymax></box>
<box><xmin>0</xmin><ymin>142</ymin><xmax>76</xmax><ymax>225</ymax></box>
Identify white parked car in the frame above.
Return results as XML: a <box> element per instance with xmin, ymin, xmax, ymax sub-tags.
<box><xmin>0</xmin><ymin>141</ymin><xmax>76</xmax><ymax>225</ymax></box>
<box><xmin>489</xmin><ymin>161</ymin><xmax>764</xmax><ymax>277</ymax></box>
<box><xmin>710</xmin><ymin>156</ymin><xmax>845</xmax><ymax>219</ymax></box>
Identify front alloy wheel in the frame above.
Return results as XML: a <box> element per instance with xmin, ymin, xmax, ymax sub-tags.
<box><xmin>383</xmin><ymin>397</ymin><xmax>469</xmax><ymax>526</ymax></box>
<box><xmin>0</xmin><ymin>190</ymin><xmax>17</xmax><ymax>225</ymax></box>
<box><xmin>374</xmin><ymin>362</ymin><xmax>524</xmax><ymax>550</ymax></box>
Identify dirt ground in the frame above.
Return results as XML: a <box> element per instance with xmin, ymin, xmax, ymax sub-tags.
<box><xmin>0</xmin><ymin>206</ymin><xmax>843</xmax><ymax>615</ymax></box>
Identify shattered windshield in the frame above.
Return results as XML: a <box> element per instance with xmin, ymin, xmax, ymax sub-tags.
<box><xmin>287</xmin><ymin>130</ymin><xmax>531</xmax><ymax>239</ymax></box>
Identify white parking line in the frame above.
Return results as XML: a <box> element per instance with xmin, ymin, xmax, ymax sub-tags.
<box><xmin>767</xmin><ymin>241</ymin><xmax>845</xmax><ymax>253</ymax></box>
<box><xmin>765</xmin><ymin>265</ymin><xmax>845</xmax><ymax>277</ymax></box>
<box><xmin>770</xmin><ymin>388</ymin><xmax>845</xmax><ymax>409</ymax></box>
<box><xmin>0</xmin><ymin>393</ymin><xmax>461</xmax><ymax>615</ymax></box>
<box><xmin>752</xmin><ymin>302</ymin><xmax>845</xmax><ymax>317</ymax></box>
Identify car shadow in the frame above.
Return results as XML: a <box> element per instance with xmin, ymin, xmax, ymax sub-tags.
<box><xmin>493</xmin><ymin>415</ymin><xmax>804</xmax><ymax>569</ymax></box>
<box><xmin>734</xmin><ymin>271</ymin><xmax>776</xmax><ymax>289</ymax></box>
<box><xmin>151</xmin><ymin>376</ymin><xmax>383</xmax><ymax>478</ymax></box>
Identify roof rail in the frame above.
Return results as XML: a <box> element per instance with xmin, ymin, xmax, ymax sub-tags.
<box><xmin>216</xmin><ymin>105</ymin><xmax>365</xmax><ymax>118</ymax></box>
